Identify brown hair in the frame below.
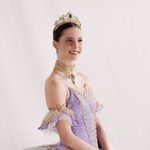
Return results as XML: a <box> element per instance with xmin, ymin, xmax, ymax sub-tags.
<box><xmin>53</xmin><ymin>23</ymin><xmax>80</xmax><ymax>41</ymax></box>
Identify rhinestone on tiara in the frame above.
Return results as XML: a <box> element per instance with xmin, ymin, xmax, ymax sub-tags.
<box><xmin>54</xmin><ymin>12</ymin><xmax>81</xmax><ymax>31</ymax></box>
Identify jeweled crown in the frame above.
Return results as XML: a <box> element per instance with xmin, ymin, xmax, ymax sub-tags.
<box><xmin>54</xmin><ymin>12</ymin><xmax>81</xmax><ymax>31</ymax></box>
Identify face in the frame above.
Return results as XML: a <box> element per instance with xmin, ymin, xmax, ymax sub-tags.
<box><xmin>53</xmin><ymin>27</ymin><xmax>83</xmax><ymax>62</ymax></box>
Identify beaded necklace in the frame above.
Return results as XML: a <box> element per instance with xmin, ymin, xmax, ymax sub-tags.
<box><xmin>53</xmin><ymin>60</ymin><xmax>77</xmax><ymax>87</ymax></box>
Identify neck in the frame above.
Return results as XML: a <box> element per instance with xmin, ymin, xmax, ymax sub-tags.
<box><xmin>53</xmin><ymin>60</ymin><xmax>76</xmax><ymax>75</ymax></box>
<box><xmin>57</xmin><ymin>58</ymin><xmax>76</xmax><ymax>66</ymax></box>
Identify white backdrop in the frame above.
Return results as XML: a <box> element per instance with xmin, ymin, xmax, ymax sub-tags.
<box><xmin>0</xmin><ymin>0</ymin><xmax>150</xmax><ymax>150</ymax></box>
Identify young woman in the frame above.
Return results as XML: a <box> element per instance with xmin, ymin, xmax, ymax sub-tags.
<box><xmin>26</xmin><ymin>12</ymin><xmax>110</xmax><ymax>150</ymax></box>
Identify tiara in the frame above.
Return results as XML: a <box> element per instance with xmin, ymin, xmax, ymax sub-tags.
<box><xmin>54</xmin><ymin>12</ymin><xmax>81</xmax><ymax>31</ymax></box>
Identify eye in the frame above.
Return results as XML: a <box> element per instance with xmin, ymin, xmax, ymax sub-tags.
<box><xmin>78</xmin><ymin>38</ymin><xmax>83</xmax><ymax>42</ymax></box>
<box><xmin>66</xmin><ymin>39</ymin><xmax>73</xmax><ymax>43</ymax></box>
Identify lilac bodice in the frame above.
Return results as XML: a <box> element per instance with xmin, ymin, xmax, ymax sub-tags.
<box><xmin>67</xmin><ymin>87</ymin><xmax>98</xmax><ymax>147</ymax></box>
<box><xmin>38</xmin><ymin>87</ymin><xmax>103</xmax><ymax>150</ymax></box>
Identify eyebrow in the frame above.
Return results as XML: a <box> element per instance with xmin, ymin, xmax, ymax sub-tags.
<box><xmin>65</xmin><ymin>37</ymin><xmax>83</xmax><ymax>40</ymax></box>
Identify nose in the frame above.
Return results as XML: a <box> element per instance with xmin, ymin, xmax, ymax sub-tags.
<box><xmin>73</xmin><ymin>40</ymin><xmax>79</xmax><ymax>49</ymax></box>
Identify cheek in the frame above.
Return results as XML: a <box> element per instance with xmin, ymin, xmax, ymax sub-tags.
<box><xmin>79</xmin><ymin>44</ymin><xmax>83</xmax><ymax>49</ymax></box>
<box><xmin>63</xmin><ymin>43</ymin><xmax>71</xmax><ymax>48</ymax></box>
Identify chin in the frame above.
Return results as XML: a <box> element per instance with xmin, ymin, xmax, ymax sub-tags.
<box><xmin>70</xmin><ymin>55</ymin><xmax>80</xmax><ymax>61</ymax></box>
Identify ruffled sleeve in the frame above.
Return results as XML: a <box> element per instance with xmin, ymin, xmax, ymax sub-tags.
<box><xmin>38</xmin><ymin>103</ymin><xmax>74</xmax><ymax>133</ymax></box>
<box><xmin>95</xmin><ymin>100</ymin><xmax>104</xmax><ymax>113</ymax></box>
<box><xmin>87</xmin><ymin>86</ymin><xmax>104</xmax><ymax>113</ymax></box>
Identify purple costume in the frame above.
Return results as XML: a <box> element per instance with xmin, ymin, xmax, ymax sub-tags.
<box><xmin>25</xmin><ymin>86</ymin><xmax>103</xmax><ymax>150</ymax></box>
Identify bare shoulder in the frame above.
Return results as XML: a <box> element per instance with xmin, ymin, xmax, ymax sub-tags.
<box><xmin>44</xmin><ymin>73</ymin><xmax>68</xmax><ymax>108</ymax></box>
<box><xmin>45</xmin><ymin>72</ymin><xmax>65</xmax><ymax>88</ymax></box>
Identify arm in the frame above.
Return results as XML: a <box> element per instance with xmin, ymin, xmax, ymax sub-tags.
<box><xmin>56</xmin><ymin>120</ymin><xmax>98</xmax><ymax>150</ymax></box>
<box><xmin>96</xmin><ymin>115</ymin><xmax>111</xmax><ymax>150</ymax></box>
<box><xmin>45</xmin><ymin>77</ymin><xmax>98</xmax><ymax>150</ymax></box>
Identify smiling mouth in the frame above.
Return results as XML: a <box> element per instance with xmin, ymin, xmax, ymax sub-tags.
<box><xmin>69</xmin><ymin>51</ymin><xmax>81</xmax><ymax>55</ymax></box>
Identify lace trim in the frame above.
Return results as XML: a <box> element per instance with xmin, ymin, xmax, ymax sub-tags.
<box><xmin>38</xmin><ymin>104</ymin><xmax>74</xmax><ymax>130</ymax></box>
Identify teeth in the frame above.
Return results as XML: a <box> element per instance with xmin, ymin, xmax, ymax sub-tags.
<box><xmin>70</xmin><ymin>51</ymin><xmax>79</xmax><ymax>54</ymax></box>
<box><xmin>69</xmin><ymin>51</ymin><xmax>80</xmax><ymax>55</ymax></box>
